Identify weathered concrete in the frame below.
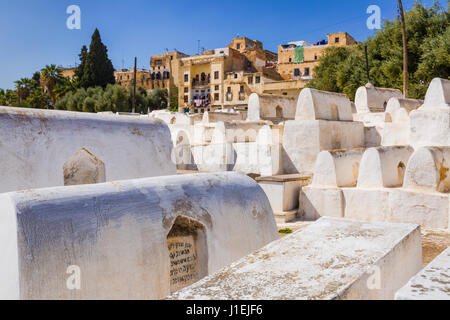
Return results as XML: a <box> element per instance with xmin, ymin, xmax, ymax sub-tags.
<box><xmin>420</xmin><ymin>78</ymin><xmax>450</xmax><ymax>110</ymax></box>
<box><xmin>0</xmin><ymin>106</ymin><xmax>176</xmax><ymax>193</ymax></box>
<box><xmin>385</xmin><ymin>97</ymin><xmax>423</xmax><ymax>123</ymax></box>
<box><xmin>63</xmin><ymin>148</ymin><xmax>106</xmax><ymax>186</ymax></box>
<box><xmin>355</xmin><ymin>83</ymin><xmax>403</xmax><ymax>114</ymax></box>
<box><xmin>0</xmin><ymin>172</ymin><xmax>278</xmax><ymax>299</ymax></box>
<box><xmin>299</xmin><ymin>187</ymin><xmax>345</xmax><ymax>220</ymax></box>
<box><xmin>257</xmin><ymin>174</ymin><xmax>312</xmax><ymax>222</ymax></box>
<box><xmin>357</xmin><ymin>146</ymin><xmax>413</xmax><ymax>188</ymax></box>
<box><xmin>410</xmin><ymin>78</ymin><xmax>450</xmax><ymax>147</ymax></box>
<box><xmin>282</xmin><ymin>120</ymin><xmax>365</xmax><ymax>174</ymax></box>
<box><xmin>312</xmin><ymin>149</ymin><xmax>365</xmax><ymax>188</ymax></box>
<box><xmin>247</xmin><ymin>93</ymin><xmax>297</xmax><ymax>121</ymax></box>
<box><xmin>403</xmin><ymin>147</ymin><xmax>450</xmax><ymax>193</ymax></box>
<box><xmin>296</xmin><ymin>88</ymin><xmax>353</xmax><ymax>121</ymax></box>
<box><xmin>396</xmin><ymin>247</ymin><xmax>450</xmax><ymax>300</ymax></box>
<box><xmin>169</xmin><ymin>217</ymin><xmax>422</xmax><ymax>300</ymax></box>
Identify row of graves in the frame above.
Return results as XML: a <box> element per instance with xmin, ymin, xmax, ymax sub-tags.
<box><xmin>0</xmin><ymin>78</ymin><xmax>448</xmax><ymax>299</ymax></box>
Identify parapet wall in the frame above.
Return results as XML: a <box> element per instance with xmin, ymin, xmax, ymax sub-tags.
<box><xmin>0</xmin><ymin>107</ymin><xmax>176</xmax><ymax>193</ymax></box>
<box><xmin>0</xmin><ymin>172</ymin><xmax>278</xmax><ymax>299</ymax></box>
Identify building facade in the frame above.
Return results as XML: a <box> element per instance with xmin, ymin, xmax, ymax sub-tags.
<box><xmin>113</xmin><ymin>33</ymin><xmax>356</xmax><ymax>112</ymax></box>
<box><xmin>277</xmin><ymin>32</ymin><xmax>356</xmax><ymax>82</ymax></box>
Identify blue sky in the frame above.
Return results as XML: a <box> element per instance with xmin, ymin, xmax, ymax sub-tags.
<box><xmin>0</xmin><ymin>0</ymin><xmax>445</xmax><ymax>89</ymax></box>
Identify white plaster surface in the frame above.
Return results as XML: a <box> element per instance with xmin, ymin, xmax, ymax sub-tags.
<box><xmin>357</xmin><ymin>146</ymin><xmax>413</xmax><ymax>188</ymax></box>
<box><xmin>312</xmin><ymin>149</ymin><xmax>365</xmax><ymax>188</ymax></box>
<box><xmin>355</xmin><ymin>84</ymin><xmax>403</xmax><ymax>114</ymax></box>
<box><xmin>296</xmin><ymin>88</ymin><xmax>353</xmax><ymax>121</ymax></box>
<box><xmin>403</xmin><ymin>147</ymin><xmax>450</xmax><ymax>193</ymax></box>
<box><xmin>169</xmin><ymin>217</ymin><xmax>422</xmax><ymax>300</ymax></box>
<box><xmin>0</xmin><ymin>106</ymin><xmax>176</xmax><ymax>193</ymax></box>
<box><xmin>396</xmin><ymin>247</ymin><xmax>450</xmax><ymax>300</ymax></box>
<box><xmin>420</xmin><ymin>78</ymin><xmax>450</xmax><ymax>110</ymax></box>
<box><xmin>0</xmin><ymin>172</ymin><xmax>278</xmax><ymax>299</ymax></box>
<box><xmin>385</xmin><ymin>97</ymin><xmax>422</xmax><ymax>123</ymax></box>
<box><xmin>299</xmin><ymin>187</ymin><xmax>345</xmax><ymax>220</ymax></box>
<box><xmin>282</xmin><ymin>120</ymin><xmax>365</xmax><ymax>174</ymax></box>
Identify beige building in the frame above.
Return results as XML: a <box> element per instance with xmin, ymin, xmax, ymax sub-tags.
<box><xmin>277</xmin><ymin>32</ymin><xmax>356</xmax><ymax>81</ymax></box>
<box><xmin>114</xmin><ymin>33</ymin><xmax>356</xmax><ymax>111</ymax></box>
<box><xmin>114</xmin><ymin>68</ymin><xmax>152</xmax><ymax>90</ymax></box>
<box><xmin>61</xmin><ymin>67</ymin><xmax>77</xmax><ymax>80</ymax></box>
<box><xmin>178</xmin><ymin>37</ymin><xmax>281</xmax><ymax>113</ymax></box>
<box><xmin>149</xmin><ymin>51</ymin><xmax>188</xmax><ymax>92</ymax></box>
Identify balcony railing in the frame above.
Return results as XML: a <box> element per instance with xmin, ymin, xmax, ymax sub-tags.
<box><xmin>192</xmin><ymin>79</ymin><xmax>210</xmax><ymax>86</ymax></box>
<box><xmin>239</xmin><ymin>92</ymin><xmax>245</xmax><ymax>101</ymax></box>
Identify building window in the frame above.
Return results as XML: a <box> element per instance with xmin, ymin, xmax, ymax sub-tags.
<box><xmin>255</xmin><ymin>76</ymin><xmax>260</xmax><ymax>84</ymax></box>
<box><xmin>214</xmin><ymin>71</ymin><xmax>219</xmax><ymax>80</ymax></box>
<box><xmin>335</xmin><ymin>37</ymin><xmax>340</xmax><ymax>43</ymax></box>
<box><xmin>227</xmin><ymin>87</ymin><xmax>231</xmax><ymax>93</ymax></box>
<box><xmin>248</xmin><ymin>76</ymin><xmax>253</xmax><ymax>84</ymax></box>
<box><xmin>294</xmin><ymin>68</ymin><xmax>301</xmax><ymax>77</ymax></box>
<box><xmin>304</xmin><ymin>68</ymin><xmax>310</xmax><ymax>76</ymax></box>
<box><xmin>184</xmin><ymin>74</ymin><xmax>189</xmax><ymax>83</ymax></box>
<box><xmin>234</xmin><ymin>74</ymin><xmax>238</xmax><ymax>79</ymax></box>
<box><xmin>214</xmin><ymin>93</ymin><xmax>220</xmax><ymax>100</ymax></box>
<box><xmin>289</xmin><ymin>58</ymin><xmax>292</xmax><ymax>63</ymax></box>
<box><xmin>184</xmin><ymin>87</ymin><xmax>189</xmax><ymax>93</ymax></box>
<box><xmin>184</xmin><ymin>95</ymin><xmax>188</xmax><ymax>103</ymax></box>
<box><xmin>215</xmin><ymin>85</ymin><xmax>219</xmax><ymax>91</ymax></box>
<box><xmin>314</xmin><ymin>54</ymin><xmax>318</xmax><ymax>60</ymax></box>
<box><xmin>237</xmin><ymin>43</ymin><xmax>241</xmax><ymax>50</ymax></box>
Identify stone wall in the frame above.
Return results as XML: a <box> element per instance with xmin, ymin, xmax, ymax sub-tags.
<box><xmin>0</xmin><ymin>107</ymin><xmax>176</xmax><ymax>193</ymax></box>
<box><xmin>0</xmin><ymin>172</ymin><xmax>278</xmax><ymax>299</ymax></box>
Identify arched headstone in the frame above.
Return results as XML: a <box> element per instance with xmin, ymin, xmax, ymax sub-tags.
<box><xmin>167</xmin><ymin>215</ymin><xmax>208</xmax><ymax>293</ymax></box>
<box><xmin>63</xmin><ymin>148</ymin><xmax>106</xmax><ymax>186</ymax></box>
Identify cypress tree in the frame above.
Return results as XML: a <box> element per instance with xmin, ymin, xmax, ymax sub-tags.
<box><xmin>75</xmin><ymin>45</ymin><xmax>88</xmax><ymax>86</ymax></box>
<box><xmin>81</xmin><ymin>29</ymin><xmax>115</xmax><ymax>88</ymax></box>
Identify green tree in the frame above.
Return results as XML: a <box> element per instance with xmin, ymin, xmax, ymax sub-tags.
<box><xmin>169</xmin><ymin>86</ymin><xmax>179</xmax><ymax>111</ymax></box>
<box><xmin>149</xmin><ymin>87</ymin><xmax>169</xmax><ymax>111</ymax></box>
<box><xmin>40</xmin><ymin>64</ymin><xmax>62</xmax><ymax>105</ymax></box>
<box><xmin>308</xmin><ymin>1</ymin><xmax>450</xmax><ymax>100</ymax></box>
<box><xmin>80</xmin><ymin>29</ymin><xmax>115</xmax><ymax>88</ymax></box>
<box><xmin>14</xmin><ymin>78</ymin><xmax>33</xmax><ymax>104</ymax></box>
<box><xmin>74</xmin><ymin>45</ymin><xmax>88</xmax><ymax>86</ymax></box>
<box><xmin>26</xmin><ymin>87</ymin><xmax>50</xmax><ymax>109</ymax></box>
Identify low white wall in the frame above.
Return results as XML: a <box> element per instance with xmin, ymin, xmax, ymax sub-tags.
<box><xmin>0</xmin><ymin>106</ymin><xmax>176</xmax><ymax>193</ymax></box>
<box><xmin>385</xmin><ymin>97</ymin><xmax>423</xmax><ymax>123</ymax></box>
<box><xmin>396</xmin><ymin>247</ymin><xmax>450</xmax><ymax>300</ymax></box>
<box><xmin>404</xmin><ymin>147</ymin><xmax>450</xmax><ymax>193</ymax></box>
<box><xmin>312</xmin><ymin>148</ymin><xmax>365</xmax><ymax>188</ymax></box>
<box><xmin>0</xmin><ymin>172</ymin><xmax>278</xmax><ymax>299</ymax></box>
<box><xmin>420</xmin><ymin>78</ymin><xmax>450</xmax><ymax>109</ymax></box>
<box><xmin>409</xmin><ymin>78</ymin><xmax>450</xmax><ymax>148</ymax></box>
<box><xmin>282</xmin><ymin>120</ymin><xmax>365</xmax><ymax>174</ymax></box>
<box><xmin>296</xmin><ymin>88</ymin><xmax>353</xmax><ymax>121</ymax></box>
<box><xmin>355</xmin><ymin>84</ymin><xmax>403</xmax><ymax>114</ymax></box>
<box><xmin>247</xmin><ymin>93</ymin><xmax>297</xmax><ymax>121</ymax></box>
<box><xmin>357</xmin><ymin>146</ymin><xmax>414</xmax><ymax>188</ymax></box>
<box><xmin>169</xmin><ymin>217</ymin><xmax>422</xmax><ymax>300</ymax></box>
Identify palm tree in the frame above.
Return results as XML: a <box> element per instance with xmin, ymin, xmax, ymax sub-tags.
<box><xmin>14</xmin><ymin>78</ymin><xmax>33</xmax><ymax>104</ymax></box>
<box><xmin>54</xmin><ymin>77</ymin><xmax>77</xmax><ymax>101</ymax></box>
<box><xmin>40</xmin><ymin>65</ymin><xmax>62</xmax><ymax>104</ymax></box>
